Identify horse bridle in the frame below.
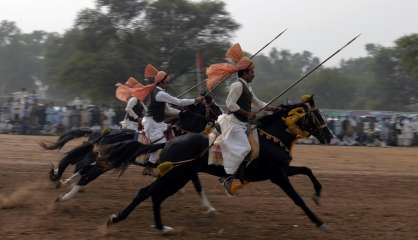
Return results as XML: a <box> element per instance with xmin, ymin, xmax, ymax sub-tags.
<box><xmin>300</xmin><ymin>108</ymin><xmax>328</xmax><ymax>136</ymax></box>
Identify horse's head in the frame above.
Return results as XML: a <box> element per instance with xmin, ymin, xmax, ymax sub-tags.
<box><xmin>281</xmin><ymin>95</ymin><xmax>333</xmax><ymax>144</ymax></box>
<box><xmin>177</xmin><ymin>94</ymin><xmax>222</xmax><ymax>133</ymax></box>
<box><xmin>202</xmin><ymin>94</ymin><xmax>223</xmax><ymax>123</ymax></box>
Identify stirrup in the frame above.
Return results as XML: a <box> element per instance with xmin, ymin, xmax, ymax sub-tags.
<box><xmin>222</xmin><ymin>175</ymin><xmax>235</xmax><ymax>196</ymax></box>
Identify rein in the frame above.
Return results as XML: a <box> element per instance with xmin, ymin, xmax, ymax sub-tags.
<box><xmin>157</xmin><ymin>137</ymin><xmax>217</xmax><ymax>177</ymax></box>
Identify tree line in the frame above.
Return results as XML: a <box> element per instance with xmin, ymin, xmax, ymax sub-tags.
<box><xmin>0</xmin><ymin>0</ymin><xmax>417</xmax><ymax>111</ymax></box>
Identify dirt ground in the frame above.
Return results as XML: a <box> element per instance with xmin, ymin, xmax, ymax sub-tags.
<box><xmin>0</xmin><ymin>134</ymin><xmax>417</xmax><ymax>240</ymax></box>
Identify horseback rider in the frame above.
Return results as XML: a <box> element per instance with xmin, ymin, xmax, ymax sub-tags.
<box><xmin>132</xmin><ymin>64</ymin><xmax>204</xmax><ymax>169</ymax></box>
<box><xmin>207</xmin><ymin>43</ymin><xmax>277</xmax><ymax>195</ymax></box>
<box><xmin>123</xmin><ymin>96</ymin><xmax>143</xmax><ymax>131</ymax></box>
<box><xmin>116</xmin><ymin>77</ymin><xmax>145</xmax><ymax>132</ymax></box>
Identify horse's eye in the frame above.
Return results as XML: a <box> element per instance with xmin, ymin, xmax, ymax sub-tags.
<box><xmin>297</xmin><ymin>110</ymin><xmax>304</xmax><ymax>114</ymax></box>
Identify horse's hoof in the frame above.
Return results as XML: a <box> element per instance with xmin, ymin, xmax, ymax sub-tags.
<box><xmin>312</xmin><ymin>194</ymin><xmax>321</xmax><ymax>206</ymax></box>
<box><xmin>205</xmin><ymin>207</ymin><xmax>217</xmax><ymax>214</ymax></box>
<box><xmin>152</xmin><ymin>225</ymin><xmax>174</xmax><ymax>234</ymax></box>
<box><xmin>161</xmin><ymin>225</ymin><xmax>174</xmax><ymax>234</ymax></box>
<box><xmin>107</xmin><ymin>214</ymin><xmax>117</xmax><ymax>227</ymax></box>
<box><xmin>48</xmin><ymin>163</ymin><xmax>58</xmax><ymax>182</ymax></box>
<box><xmin>319</xmin><ymin>223</ymin><xmax>330</xmax><ymax>232</ymax></box>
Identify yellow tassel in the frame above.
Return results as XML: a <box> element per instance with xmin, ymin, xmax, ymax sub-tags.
<box><xmin>157</xmin><ymin>162</ymin><xmax>174</xmax><ymax>177</ymax></box>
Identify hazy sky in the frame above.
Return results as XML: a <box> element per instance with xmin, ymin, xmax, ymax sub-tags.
<box><xmin>0</xmin><ymin>0</ymin><xmax>416</xmax><ymax>66</ymax></box>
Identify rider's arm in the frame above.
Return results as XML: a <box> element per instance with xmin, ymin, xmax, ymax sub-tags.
<box><xmin>155</xmin><ymin>91</ymin><xmax>196</xmax><ymax>106</ymax></box>
<box><xmin>125</xmin><ymin>97</ymin><xmax>139</xmax><ymax>120</ymax></box>
<box><xmin>164</xmin><ymin>104</ymin><xmax>180</xmax><ymax>117</ymax></box>
<box><xmin>225</xmin><ymin>81</ymin><xmax>242</xmax><ymax>112</ymax></box>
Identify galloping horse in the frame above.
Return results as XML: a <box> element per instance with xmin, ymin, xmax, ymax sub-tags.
<box><xmin>42</xmin><ymin>95</ymin><xmax>221</xmax><ymax>183</ymax></box>
<box><xmin>41</xmin><ymin>98</ymin><xmax>221</xmax><ymax>209</ymax></box>
<box><xmin>107</xmin><ymin>96</ymin><xmax>333</xmax><ymax>232</ymax></box>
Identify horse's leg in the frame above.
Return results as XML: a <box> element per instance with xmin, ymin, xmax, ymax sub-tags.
<box><xmin>108</xmin><ymin>181</ymin><xmax>174</xmax><ymax>232</ymax></box>
<box><xmin>287</xmin><ymin>166</ymin><xmax>322</xmax><ymax>205</ymax></box>
<box><xmin>109</xmin><ymin>167</ymin><xmax>192</xmax><ymax>233</ymax></box>
<box><xmin>60</xmin><ymin>172</ymin><xmax>81</xmax><ymax>186</ymax></box>
<box><xmin>55</xmin><ymin>154</ymin><xmax>75</xmax><ymax>180</ymax></box>
<box><xmin>271</xmin><ymin>169</ymin><xmax>328</xmax><ymax>231</ymax></box>
<box><xmin>56</xmin><ymin>165</ymin><xmax>104</xmax><ymax>202</ymax></box>
<box><xmin>191</xmin><ymin>173</ymin><xmax>216</xmax><ymax>213</ymax></box>
<box><xmin>152</xmin><ymin>198</ymin><xmax>163</xmax><ymax>230</ymax></box>
<box><xmin>50</xmin><ymin>146</ymin><xmax>91</xmax><ymax>182</ymax></box>
<box><xmin>76</xmin><ymin>165</ymin><xmax>106</xmax><ymax>187</ymax></box>
<box><xmin>56</xmin><ymin>184</ymin><xmax>81</xmax><ymax>202</ymax></box>
<box><xmin>48</xmin><ymin>155</ymin><xmax>72</xmax><ymax>182</ymax></box>
<box><xmin>150</xmin><ymin>196</ymin><xmax>174</xmax><ymax>233</ymax></box>
<box><xmin>108</xmin><ymin>185</ymin><xmax>153</xmax><ymax>224</ymax></box>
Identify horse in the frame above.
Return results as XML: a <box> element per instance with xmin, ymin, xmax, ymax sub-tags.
<box><xmin>106</xmin><ymin>95</ymin><xmax>333</xmax><ymax>233</ymax></box>
<box><xmin>42</xmin><ymin>95</ymin><xmax>222</xmax><ymax>182</ymax></box>
<box><xmin>41</xmin><ymin>98</ymin><xmax>221</xmax><ymax>211</ymax></box>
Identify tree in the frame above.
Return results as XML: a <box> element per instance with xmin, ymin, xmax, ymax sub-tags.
<box><xmin>44</xmin><ymin>0</ymin><xmax>239</xmax><ymax>103</ymax></box>
<box><xmin>0</xmin><ymin>20</ymin><xmax>50</xmax><ymax>94</ymax></box>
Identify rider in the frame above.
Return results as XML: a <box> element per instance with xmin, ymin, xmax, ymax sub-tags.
<box><xmin>207</xmin><ymin>43</ymin><xmax>276</xmax><ymax>195</ymax></box>
<box><xmin>132</xmin><ymin>64</ymin><xmax>204</xmax><ymax>169</ymax></box>
<box><xmin>116</xmin><ymin>77</ymin><xmax>144</xmax><ymax>133</ymax></box>
<box><xmin>123</xmin><ymin>96</ymin><xmax>143</xmax><ymax>131</ymax></box>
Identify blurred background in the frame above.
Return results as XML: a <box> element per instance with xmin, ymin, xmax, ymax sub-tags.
<box><xmin>0</xmin><ymin>0</ymin><xmax>417</xmax><ymax>146</ymax></box>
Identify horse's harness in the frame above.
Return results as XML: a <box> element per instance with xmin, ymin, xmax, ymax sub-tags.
<box><xmin>257</xmin><ymin>105</ymin><xmax>325</xmax><ymax>153</ymax></box>
<box><xmin>258</xmin><ymin>128</ymin><xmax>290</xmax><ymax>153</ymax></box>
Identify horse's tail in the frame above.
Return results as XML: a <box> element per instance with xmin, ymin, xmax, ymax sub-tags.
<box><xmin>39</xmin><ymin>128</ymin><xmax>94</xmax><ymax>150</ymax></box>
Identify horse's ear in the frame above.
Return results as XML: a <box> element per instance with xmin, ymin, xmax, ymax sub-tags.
<box><xmin>301</xmin><ymin>94</ymin><xmax>315</xmax><ymax>108</ymax></box>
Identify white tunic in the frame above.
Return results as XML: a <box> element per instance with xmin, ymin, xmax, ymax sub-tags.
<box><xmin>219</xmin><ymin>79</ymin><xmax>267</xmax><ymax>175</ymax></box>
<box><xmin>142</xmin><ymin>87</ymin><xmax>195</xmax><ymax>163</ymax></box>
<box><xmin>121</xmin><ymin>97</ymin><xmax>140</xmax><ymax>131</ymax></box>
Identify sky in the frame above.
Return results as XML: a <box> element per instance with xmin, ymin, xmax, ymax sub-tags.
<box><xmin>0</xmin><ymin>0</ymin><xmax>416</xmax><ymax>66</ymax></box>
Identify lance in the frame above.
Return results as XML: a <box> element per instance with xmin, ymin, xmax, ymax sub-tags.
<box><xmin>258</xmin><ymin>34</ymin><xmax>361</xmax><ymax>112</ymax></box>
<box><xmin>177</xmin><ymin>28</ymin><xmax>288</xmax><ymax>97</ymax></box>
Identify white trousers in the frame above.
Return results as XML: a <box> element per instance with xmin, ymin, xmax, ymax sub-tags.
<box><xmin>217</xmin><ymin>114</ymin><xmax>250</xmax><ymax>175</ymax></box>
<box><xmin>142</xmin><ymin>116</ymin><xmax>167</xmax><ymax>164</ymax></box>
<box><xmin>120</xmin><ymin>119</ymin><xmax>138</xmax><ymax>131</ymax></box>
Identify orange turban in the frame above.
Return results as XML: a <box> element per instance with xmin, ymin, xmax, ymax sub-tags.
<box><xmin>115</xmin><ymin>77</ymin><xmax>143</xmax><ymax>102</ymax></box>
<box><xmin>206</xmin><ymin>43</ymin><xmax>254</xmax><ymax>91</ymax></box>
<box><xmin>131</xmin><ymin>64</ymin><xmax>169</xmax><ymax>101</ymax></box>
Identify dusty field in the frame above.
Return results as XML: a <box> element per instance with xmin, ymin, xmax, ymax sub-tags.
<box><xmin>0</xmin><ymin>134</ymin><xmax>417</xmax><ymax>240</ymax></box>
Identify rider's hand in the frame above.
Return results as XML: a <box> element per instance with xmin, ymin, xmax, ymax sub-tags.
<box><xmin>195</xmin><ymin>96</ymin><xmax>204</xmax><ymax>104</ymax></box>
<box><xmin>247</xmin><ymin>112</ymin><xmax>257</xmax><ymax>120</ymax></box>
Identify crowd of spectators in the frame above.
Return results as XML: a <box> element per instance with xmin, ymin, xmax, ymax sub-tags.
<box><xmin>300</xmin><ymin>111</ymin><xmax>418</xmax><ymax>147</ymax></box>
<box><xmin>1</xmin><ymin>89</ymin><xmax>417</xmax><ymax>147</ymax></box>
<box><xmin>0</xmin><ymin>89</ymin><xmax>124</xmax><ymax>135</ymax></box>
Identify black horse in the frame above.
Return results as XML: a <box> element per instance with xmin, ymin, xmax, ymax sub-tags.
<box><xmin>42</xmin><ymin>99</ymin><xmax>221</xmax><ymax>208</ymax></box>
<box><xmin>43</xmin><ymin>96</ymin><xmax>222</xmax><ymax>183</ymax></box>
<box><xmin>107</xmin><ymin>96</ymin><xmax>333</xmax><ymax>232</ymax></box>
<box><xmin>42</xmin><ymin>128</ymin><xmax>131</xmax><ymax>183</ymax></box>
